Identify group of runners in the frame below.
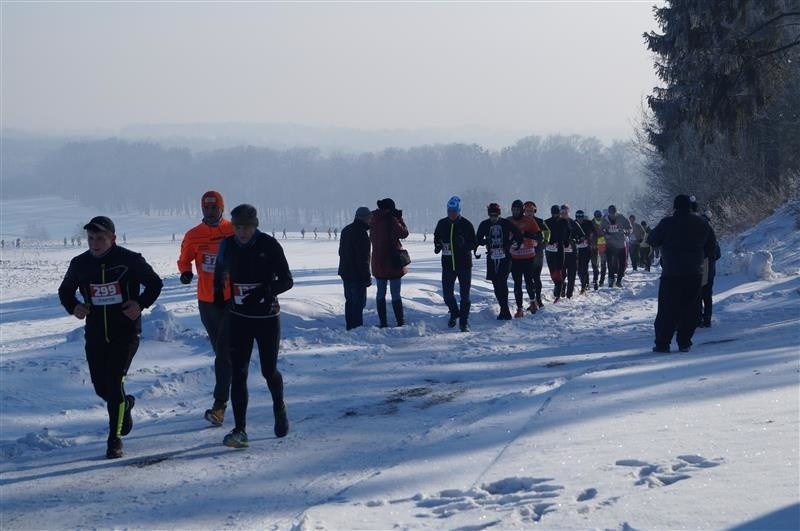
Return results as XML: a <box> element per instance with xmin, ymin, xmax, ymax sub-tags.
<box><xmin>58</xmin><ymin>189</ymin><xmax>716</xmax><ymax>460</ymax></box>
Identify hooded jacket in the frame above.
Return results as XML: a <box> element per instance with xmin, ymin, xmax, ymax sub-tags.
<box><xmin>434</xmin><ymin>215</ymin><xmax>477</xmax><ymax>271</ymax></box>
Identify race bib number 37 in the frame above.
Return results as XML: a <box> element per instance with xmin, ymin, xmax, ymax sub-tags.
<box><xmin>201</xmin><ymin>252</ymin><xmax>217</xmax><ymax>273</ymax></box>
<box><xmin>90</xmin><ymin>281</ymin><xmax>123</xmax><ymax>306</ymax></box>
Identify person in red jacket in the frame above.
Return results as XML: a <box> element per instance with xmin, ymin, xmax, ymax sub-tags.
<box><xmin>370</xmin><ymin>198</ymin><xmax>410</xmax><ymax>327</ymax></box>
<box><xmin>177</xmin><ymin>191</ymin><xmax>235</xmax><ymax>426</ymax></box>
<box><xmin>507</xmin><ymin>199</ymin><xmax>541</xmax><ymax>316</ymax></box>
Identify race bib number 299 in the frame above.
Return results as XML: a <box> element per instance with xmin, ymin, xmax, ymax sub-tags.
<box><xmin>90</xmin><ymin>281</ymin><xmax>123</xmax><ymax>306</ymax></box>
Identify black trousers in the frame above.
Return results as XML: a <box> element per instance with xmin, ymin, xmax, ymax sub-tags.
<box><xmin>591</xmin><ymin>247</ymin><xmax>606</xmax><ymax>285</ymax></box>
<box><xmin>545</xmin><ymin>250</ymin><xmax>564</xmax><ymax>299</ymax></box>
<box><xmin>654</xmin><ymin>274</ymin><xmax>703</xmax><ymax>349</ymax></box>
<box><xmin>606</xmin><ymin>247</ymin><xmax>627</xmax><ymax>283</ymax></box>
<box><xmin>510</xmin><ymin>258</ymin><xmax>536</xmax><ymax>308</ymax></box>
<box><xmin>230</xmin><ymin>314</ymin><xmax>284</xmax><ymax>432</ymax></box>
<box><xmin>630</xmin><ymin>242</ymin><xmax>641</xmax><ymax>270</ymax></box>
<box><xmin>199</xmin><ymin>301</ymin><xmax>232</xmax><ymax>403</ymax></box>
<box><xmin>640</xmin><ymin>246</ymin><xmax>653</xmax><ymax>271</ymax></box>
<box><xmin>699</xmin><ymin>276</ymin><xmax>714</xmax><ymax>323</ymax></box>
<box><xmin>487</xmin><ymin>258</ymin><xmax>511</xmax><ymax>310</ymax></box>
<box><xmin>563</xmin><ymin>251</ymin><xmax>577</xmax><ymax>298</ymax></box>
<box><xmin>442</xmin><ymin>268</ymin><xmax>472</xmax><ymax>319</ymax></box>
<box><xmin>532</xmin><ymin>252</ymin><xmax>544</xmax><ymax>303</ymax></box>
<box><xmin>86</xmin><ymin>337</ymin><xmax>139</xmax><ymax>438</ymax></box>
<box><xmin>577</xmin><ymin>247</ymin><xmax>591</xmax><ymax>290</ymax></box>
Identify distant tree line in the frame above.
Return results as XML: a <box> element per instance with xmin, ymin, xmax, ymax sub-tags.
<box><xmin>639</xmin><ymin>0</ymin><xmax>800</xmax><ymax>231</ymax></box>
<box><xmin>10</xmin><ymin>135</ymin><xmax>645</xmax><ymax>231</ymax></box>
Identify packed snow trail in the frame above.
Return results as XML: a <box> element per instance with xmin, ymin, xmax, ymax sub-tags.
<box><xmin>1</xmin><ymin>198</ymin><xmax>798</xmax><ymax>530</ymax></box>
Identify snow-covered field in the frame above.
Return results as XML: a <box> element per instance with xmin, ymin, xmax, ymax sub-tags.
<box><xmin>1</xmin><ymin>197</ymin><xmax>798</xmax><ymax>530</ymax></box>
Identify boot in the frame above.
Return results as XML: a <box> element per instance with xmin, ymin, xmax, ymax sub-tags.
<box><xmin>274</xmin><ymin>404</ymin><xmax>290</xmax><ymax>438</ymax></box>
<box><xmin>391</xmin><ymin>299</ymin><xmax>405</xmax><ymax>326</ymax></box>
<box><xmin>459</xmin><ymin>317</ymin><xmax>470</xmax><ymax>332</ymax></box>
<box><xmin>514</xmin><ymin>307</ymin><xmax>525</xmax><ymax>318</ymax></box>
<box><xmin>376</xmin><ymin>299</ymin><xmax>388</xmax><ymax>328</ymax></box>
<box><xmin>106</xmin><ymin>437</ymin><xmax>123</xmax><ymax>459</ymax></box>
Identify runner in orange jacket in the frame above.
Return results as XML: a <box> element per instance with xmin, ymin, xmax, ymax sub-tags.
<box><xmin>177</xmin><ymin>190</ymin><xmax>235</xmax><ymax>426</ymax></box>
<box><xmin>508</xmin><ymin>199</ymin><xmax>542</xmax><ymax>316</ymax></box>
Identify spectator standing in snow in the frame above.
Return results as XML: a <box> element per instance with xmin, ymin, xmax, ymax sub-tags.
<box><xmin>177</xmin><ymin>191</ymin><xmax>235</xmax><ymax>426</ymax></box>
<box><xmin>646</xmin><ymin>194</ymin><xmax>717</xmax><ymax>353</ymax></box>
<box><xmin>58</xmin><ymin>216</ymin><xmax>163</xmax><ymax>458</ymax></box>
<box><xmin>370</xmin><ymin>198</ymin><xmax>410</xmax><ymax>327</ymax></box>
<box><xmin>338</xmin><ymin>207</ymin><xmax>372</xmax><ymax>330</ymax></box>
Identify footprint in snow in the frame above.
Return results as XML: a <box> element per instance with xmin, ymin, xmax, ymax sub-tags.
<box><xmin>380</xmin><ymin>476</ymin><xmax>564</xmax><ymax>524</ymax></box>
<box><xmin>616</xmin><ymin>454</ymin><xmax>723</xmax><ymax>488</ymax></box>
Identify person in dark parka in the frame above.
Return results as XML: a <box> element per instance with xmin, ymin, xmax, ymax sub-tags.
<box><xmin>646</xmin><ymin>194</ymin><xmax>717</xmax><ymax>353</ymax></box>
<box><xmin>338</xmin><ymin>207</ymin><xmax>372</xmax><ymax>330</ymax></box>
<box><xmin>369</xmin><ymin>198</ymin><xmax>410</xmax><ymax>327</ymax></box>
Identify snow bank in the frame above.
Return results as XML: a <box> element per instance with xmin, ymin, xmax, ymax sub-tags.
<box><xmin>718</xmin><ymin>200</ymin><xmax>800</xmax><ymax>278</ymax></box>
<box><xmin>0</xmin><ymin>428</ymin><xmax>74</xmax><ymax>458</ymax></box>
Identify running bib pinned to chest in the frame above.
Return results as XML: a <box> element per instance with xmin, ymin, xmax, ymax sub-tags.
<box><xmin>576</xmin><ymin>242</ymin><xmax>589</xmax><ymax>249</ymax></box>
<box><xmin>490</xmin><ymin>248</ymin><xmax>506</xmax><ymax>260</ymax></box>
<box><xmin>607</xmin><ymin>225</ymin><xmax>619</xmax><ymax>233</ymax></box>
<box><xmin>233</xmin><ymin>283</ymin><xmax>262</xmax><ymax>305</ymax></box>
<box><xmin>89</xmin><ymin>281</ymin><xmax>123</xmax><ymax>306</ymax></box>
<box><xmin>442</xmin><ymin>243</ymin><xmax>452</xmax><ymax>256</ymax></box>
<box><xmin>201</xmin><ymin>252</ymin><xmax>217</xmax><ymax>273</ymax></box>
<box><xmin>546</xmin><ymin>244</ymin><xmax>559</xmax><ymax>253</ymax></box>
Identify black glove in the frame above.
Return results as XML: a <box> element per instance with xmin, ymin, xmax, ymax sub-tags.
<box><xmin>242</xmin><ymin>284</ymin><xmax>269</xmax><ymax>306</ymax></box>
<box><xmin>213</xmin><ymin>289</ymin><xmax>225</xmax><ymax>308</ymax></box>
<box><xmin>180</xmin><ymin>271</ymin><xmax>193</xmax><ymax>284</ymax></box>
<box><xmin>434</xmin><ymin>243</ymin><xmax>442</xmax><ymax>254</ymax></box>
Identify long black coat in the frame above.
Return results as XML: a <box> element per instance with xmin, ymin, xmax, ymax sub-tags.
<box><xmin>647</xmin><ymin>211</ymin><xmax>717</xmax><ymax>277</ymax></box>
<box><xmin>338</xmin><ymin>218</ymin><xmax>371</xmax><ymax>285</ymax></box>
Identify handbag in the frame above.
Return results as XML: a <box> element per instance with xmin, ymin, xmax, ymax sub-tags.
<box><xmin>386</xmin><ymin>213</ymin><xmax>411</xmax><ymax>268</ymax></box>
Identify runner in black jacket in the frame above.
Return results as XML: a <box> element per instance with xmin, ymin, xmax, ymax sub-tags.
<box><xmin>58</xmin><ymin>216</ymin><xmax>162</xmax><ymax>459</ymax></box>
<box><xmin>214</xmin><ymin>204</ymin><xmax>293</xmax><ymax>448</ymax></box>
<box><xmin>476</xmin><ymin>203</ymin><xmax>523</xmax><ymax>320</ymax></box>
<box><xmin>434</xmin><ymin>196</ymin><xmax>477</xmax><ymax>331</ymax></box>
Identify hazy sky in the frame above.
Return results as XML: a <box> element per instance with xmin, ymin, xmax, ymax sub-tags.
<box><xmin>2</xmin><ymin>1</ymin><xmax>662</xmax><ymax>138</ymax></box>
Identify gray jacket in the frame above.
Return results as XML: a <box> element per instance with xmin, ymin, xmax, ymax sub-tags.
<box><xmin>600</xmin><ymin>214</ymin><xmax>632</xmax><ymax>250</ymax></box>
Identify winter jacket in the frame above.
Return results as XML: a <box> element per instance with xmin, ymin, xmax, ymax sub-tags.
<box><xmin>338</xmin><ymin>218</ymin><xmax>371</xmax><ymax>284</ymax></box>
<box><xmin>58</xmin><ymin>245</ymin><xmax>163</xmax><ymax>344</ymax></box>
<box><xmin>646</xmin><ymin>211</ymin><xmax>716</xmax><ymax>277</ymax></box>
<box><xmin>601</xmin><ymin>214</ymin><xmax>632</xmax><ymax>250</ymax></box>
<box><xmin>369</xmin><ymin>208</ymin><xmax>409</xmax><ymax>279</ymax></box>
<box><xmin>507</xmin><ymin>215</ymin><xmax>542</xmax><ymax>260</ymax></box>
<box><xmin>214</xmin><ymin>231</ymin><xmax>293</xmax><ymax>318</ymax></box>
<box><xmin>543</xmin><ymin>216</ymin><xmax>571</xmax><ymax>252</ymax></box>
<box><xmin>177</xmin><ymin>218</ymin><xmax>234</xmax><ymax>302</ymax></box>
<box><xmin>576</xmin><ymin>219</ymin><xmax>597</xmax><ymax>250</ymax></box>
<box><xmin>629</xmin><ymin>222</ymin><xmax>646</xmax><ymax>244</ymax></box>
<box><xmin>476</xmin><ymin>218</ymin><xmax>523</xmax><ymax>260</ymax></box>
<box><xmin>433</xmin><ymin>215</ymin><xmax>477</xmax><ymax>271</ymax></box>
<box><xmin>593</xmin><ymin>217</ymin><xmax>606</xmax><ymax>250</ymax></box>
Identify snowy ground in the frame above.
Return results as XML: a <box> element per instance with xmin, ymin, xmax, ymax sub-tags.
<box><xmin>1</xmin><ymin>198</ymin><xmax>798</xmax><ymax>530</ymax></box>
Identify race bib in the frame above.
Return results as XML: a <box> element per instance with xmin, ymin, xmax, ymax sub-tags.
<box><xmin>201</xmin><ymin>252</ymin><xmax>217</xmax><ymax>273</ymax></box>
<box><xmin>576</xmin><ymin>242</ymin><xmax>589</xmax><ymax>249</ymax></box>
<box><xmin>90</xmin><ymin>281</ymin><xmax>123</xmax><ymax>306</ymax></box>
<box><xmin>607</xmin><ymin>225</ymin><xmax>619</xmax><ymax>233</ymax></box>
<box><xmin>563</xmin><ymin>246</ymin><xmax>574</xmax><ymax>253</ymax></box>
<box><xmin>442</xmin><ymin>243</ymin><xmax>452</xmax><ymax>257</ymax></box>
<box><xmin>546</xmin><ymin>244</ymin><xmax>559</xmax><ymax>253</ymax></box>
<box><xmin>233</xmin><ymin>283</ymin><xmax>262</xmax><ymax>305</ymax></box>
<box><xmin>491</xmin><ymin>248</ymin><xmax>506</xmax><ymax>260</ymax></box>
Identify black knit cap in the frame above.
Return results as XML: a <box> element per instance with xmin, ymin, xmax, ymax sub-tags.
<box><xmin>377</xmin><ymin>198</ymin><xmax>396</xmax><ymax>210</ymax></box>
<box><xmin>230</xmin><ymin>203</ymin><xmax>259</xmax><ymax>227</ymax></box>
<box><xmin>673</xmin><ymin>194</ymin><xmax>691</xmax><ymax>212</ymax></box>
<box><xmin>84</xmin><ymin>216</ymin><xmax>115</xmax><ymax>234</ymax></box>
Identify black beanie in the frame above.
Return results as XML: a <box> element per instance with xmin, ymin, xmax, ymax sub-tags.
<box><xmin>230</xmin><ymin>204</ymin><xmax>259</xmax><ymax>227</ymax></box>
<box><xmin>673</xmin><ymin>194</ymin><xmax>691</xmax><ymax>212</ymax></box>
<box><xmin>377</xmin><ymin>198</ymin><xmax>396</xmax><ymax>211</ymax></box>
<box><xmin>550</xmin><ymin>204</ymin><xmax>560</xmax><ymax>216</ymax></box>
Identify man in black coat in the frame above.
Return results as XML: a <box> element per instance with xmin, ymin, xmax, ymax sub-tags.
<box><xmin>339</xmin><ymin>206</ymin><xmax>372</xmax><ymax>330</ymax></box>
<box><xmin>646</xmin><ymin>194</ymin><xmax>717</xmax><ymax>353</ymax></box>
